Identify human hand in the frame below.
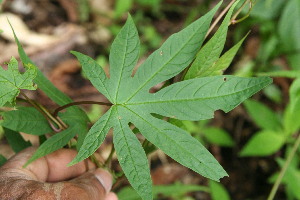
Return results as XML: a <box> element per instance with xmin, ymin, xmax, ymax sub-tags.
<box><xmin>0</xmin><ymin>147</ymin><xmax>118</xmax><ymax>200</ymax></box>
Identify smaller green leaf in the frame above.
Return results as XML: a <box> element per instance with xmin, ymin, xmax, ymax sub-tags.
<box><xmin>184</xmin><ymin>0</ymin><xmax>239</xmax><ymax>79</ymax></box>
<box><xmin>0</xmin><ymin>57</ymin><xmax>37</xmax><ymax>107</ymax></box>
<box><xmin>207</xmin><ymin>33</ymin><xmax>248</xmax><ymax>76</ymax></box>
<box><xmin>283</xmin><ymin>98</ymin><xmax>300</xmax><ymax>135</ymax></box>
<box><xmin>114</xmin><ymin>0</ymin><xmax>133</xmax><ymax>18</ymax></box>
<box><xmin>118</xmin><ymin>183</ymin><xmax>209</xmax><ymax>200</ymax></box>
<box><xmin>289</xmin><ymin>78</ymin><xmax>300</xmax><ymax>106</ymax></box>
<box><xmin>1</xmin><ymin>107</ymin><xmax>52</xmax><ymax>135</ymax></box>
<box><xmin>244</xmin><ymin>99</ymin><xmax>282</xmax><ymax>131</ymax></box>
<box><xmin>257</xmin><ymin>70</ymin><xmax>300</xmax><ymax>78</ymax></box>
<box><xmin>25</xmin><ymin>125</ymin><xmax>78</xmax><ymax>167</ymax></box>
<box><xmin>284</xmin><ymin>79</ymin><xmax>300</xmax><ymax>134</ymax></box>
<box><xmin>276</xmin><ymin>158</ymin><xmax>300</xmax><ymax>199</ymax></box>
<box><xmin>240</xmin><ymin>130</ymin><xmax>285</xmax><ymax>157</ymax></box>
<box><xmin>209</xmin><ymin>180</ymin><xmax>231</xmax><ymax>200</ymax></box>
<box><xmin>3</xmin><ymin>128</ymin><xmax>31</xmax><ymax>153</ymax></box>
<box><xmin>263</xmin><ymin>84</ymin><xmax>282</xmax><ymax>103</ymax></box>
<box><xmin>0</xmin><ymin>154</ymin><xmax>7</xmax><ymax>167</ymax></box>
<box><xmin>203</xmin><ymin>128</ymin><xmax>234</xmax><ymax>147</ymax></box>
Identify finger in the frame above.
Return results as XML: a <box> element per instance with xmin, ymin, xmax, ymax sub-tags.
<box><xmin>0</xmin><ymin>147</ymin><xmax>96</xmax><ymax>182</ymax></box>
<box><xmin>105</xmin><ymin>192</ymin><xmax>119</xmax><ymax>200</ymax></box>
<box><xmin>59</xmin><ymin>168</ymin><xmax>113</xmax><ymax>200</ymax></box>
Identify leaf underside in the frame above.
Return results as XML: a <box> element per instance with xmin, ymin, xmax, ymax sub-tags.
<box><xmin>70</xmin><ymin>4</ymin><xmax>272</xmax><ymax>199</ymax></box>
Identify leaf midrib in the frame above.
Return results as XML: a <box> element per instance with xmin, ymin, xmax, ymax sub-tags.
<box><xmin>124</xmin><ymin>80</ymin><xmax>270</xmax><ymax>106</ymax></box>
<box><xmin>114</xmin><ymin>28</ymin><xmax>130</xmax><ymax>103</ymax></box>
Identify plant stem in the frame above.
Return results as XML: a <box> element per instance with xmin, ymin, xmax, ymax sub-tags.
<box><xmin>205</xmin><ymin>0</ymin><xmax>236</xmax><ymax>38</ymax></box>
<box><xmin>230</xmin><ymin>0</ymin><xmax>253</xmax><ymax>24</ymax></box>
<box><xmin>53</xmin><ymin>101</ymin><xmax>112</xmax><ymax>117</ymax></box>
<box><xmin>267</xmin><ymin>132</ymin><xmax>300</xmax><ymax>200</ymax></box>
<box><xmin>90</xmin><ymin>154</ymin><xmax>102</xmax><ymax>168</ymax></box>
<box><xmin>20</xmin><ymin>92</ymin><xmax>67</xmax><ymax>131</ymax></box>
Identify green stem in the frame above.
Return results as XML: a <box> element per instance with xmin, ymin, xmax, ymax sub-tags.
<box><xmin>53</xmin><ymin>101</ymin><xmax>112</xmax><ymax>117</ymax></box>
<box><xmin>91</xmin><ymin>154</ymin><xmax>102</xmax><ymax>168</ymax></box>
<box><xmin>267</xmin><ymin>132</ymin><xmax>300</xmax><ymax>200</ymax></box>
<box><xmin>20</xmin><ymin>93</ymin><xmax>66</xmax><ymax>131</ymax></box>
<box><xmin>230</xmin><ymin>0</ymin><xmax>253</xmax><ymax>24</ymax></box>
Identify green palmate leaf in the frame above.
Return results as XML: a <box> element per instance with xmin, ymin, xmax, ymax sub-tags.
<box><xmin>184</xmin><ymin>0</ymin><xmax>239</xmax><ymax>80</ymax></box>
<box><xmin>71</xmin><ymin>4</ymin><xmax>272</xmax><ymax>199</ymax></box>
<box><xmin>24</xmin><ymin>125</ymin><xmax>79</xmax><ymax>167</ymax></box>
<box><xmin>0</xmin><ymin>107</ymin><xmax>52</xmax><ymax>135</ymax></box>
<box><xmin>113</xmin><ymin>107</ymin><xmax>152</xmax><ymax>200</ymax></box>
<box><xmin>244</xmin><ymin>99</ymin><xmax>282</xmax><ymax>131</ymax></box>
<box><xmin>203</xmin><ymin>128</ymin><xmax>234</xmax><ymax>147</ymax></box>
<box><xmin>240</xmin><ymin>130</ymin><xmax>285</xmax><ymax>157</ymax></box>
<box><xmin>3</xmin><ymin>128</ymin><xmax>31</xmax><ymax>153</ymax></box>
<box><xmin>209</xmin><ymin>180</ymin><xmax>231</xmax><ymax>200</ymax></box>
<box><xmin>0</xmin><ymin>57</ymin><xmax>37</xmax><ymax>107</ymax></box>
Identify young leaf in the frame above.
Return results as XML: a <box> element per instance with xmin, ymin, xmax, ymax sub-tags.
<box><xmin>0</xmin><ymin>57</ymin><xmax>37</xmax><ymax>107</ymax></box>
<box><xmin>283</xmin><ymin>78</ymin><xmax>300</xmax><ymax>135</ymax></box>
<box><xmin>118</xmin><ymin>183</ymin><xmax>209</xmax><ymax>200</ymax></box>
<box><xmin>205</xmin><ymin>34</ymin><xmax>248</xmax><ymax>76</ymax></box>
<box><xmin>24</xmin><ymin>125</ymin><xmax>79</xmax><ymax>167</ymax></box>
<box><xmin>3</xmin><ymin>128</ymin><xmax>31</xmax><ymax>153</ymax></box>
<box><xmin>278</xmin><ymin>0</ymin><xmax>300</xmax><ymax>70</ymax></box>
<box><xmin>1</xmin><ymin>107</ymin><xmax>52</xmax><ymax>135</ymax></box>
<box><xmin>9</xmin><ymin>22</ymin><xmax>90</xmax><ymax>150</ymax></box>
<box><xmin>203</xmin><ymin>128</ymin><xmax>234</xmax><ymax>147</ymax></box>
<box><xmin>209</xmin><ymin>180</ymin><xmax>231</xmax><ymax>200</ymax></box>
<box><xmin>257</xmin><ymin>70</ymin><xmax>300</xmax><ymax>78</ymax></box>
<box><xmin>240</xmin><ymin>130</ymin><xmax>285</xmax><ymax>157</ymax></box>
<box><xmin>184</xmin><ymin>0</ymin><xmax>239</xmax><ymax>80</ymax></box>
<box><xmin>244</xmin><ymin>99</ymin><xmax>282</xmax><ymax>131</ymax></box>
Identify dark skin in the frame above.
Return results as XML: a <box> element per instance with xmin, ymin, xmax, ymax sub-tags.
<box><xmin>0</xmin><ymin>147</ymin><xmax>118</xmax><ymax>200</ymax></box>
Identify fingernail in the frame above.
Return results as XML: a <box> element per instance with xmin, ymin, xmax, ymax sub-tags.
<box><xmin>93</xmin><ymin>168</ymin><xmax>113</xmax><ymax>193</ymax></box>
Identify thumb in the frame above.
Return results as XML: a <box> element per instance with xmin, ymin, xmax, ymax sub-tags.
<box><xmin>61</xmin><ymin>168</ymin><xmax>116</xmax><ymax>200</ymax></box>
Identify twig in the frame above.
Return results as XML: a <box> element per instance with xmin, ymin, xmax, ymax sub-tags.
<box><xmin>53</xmin><ymin>101</ymin><xmax>112</xmax><ymax>117</ymax></box>
<box><xmin>267</xmin><ymin>132</ymin><xmax>300</xmax><ymax>200</ymax></box>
